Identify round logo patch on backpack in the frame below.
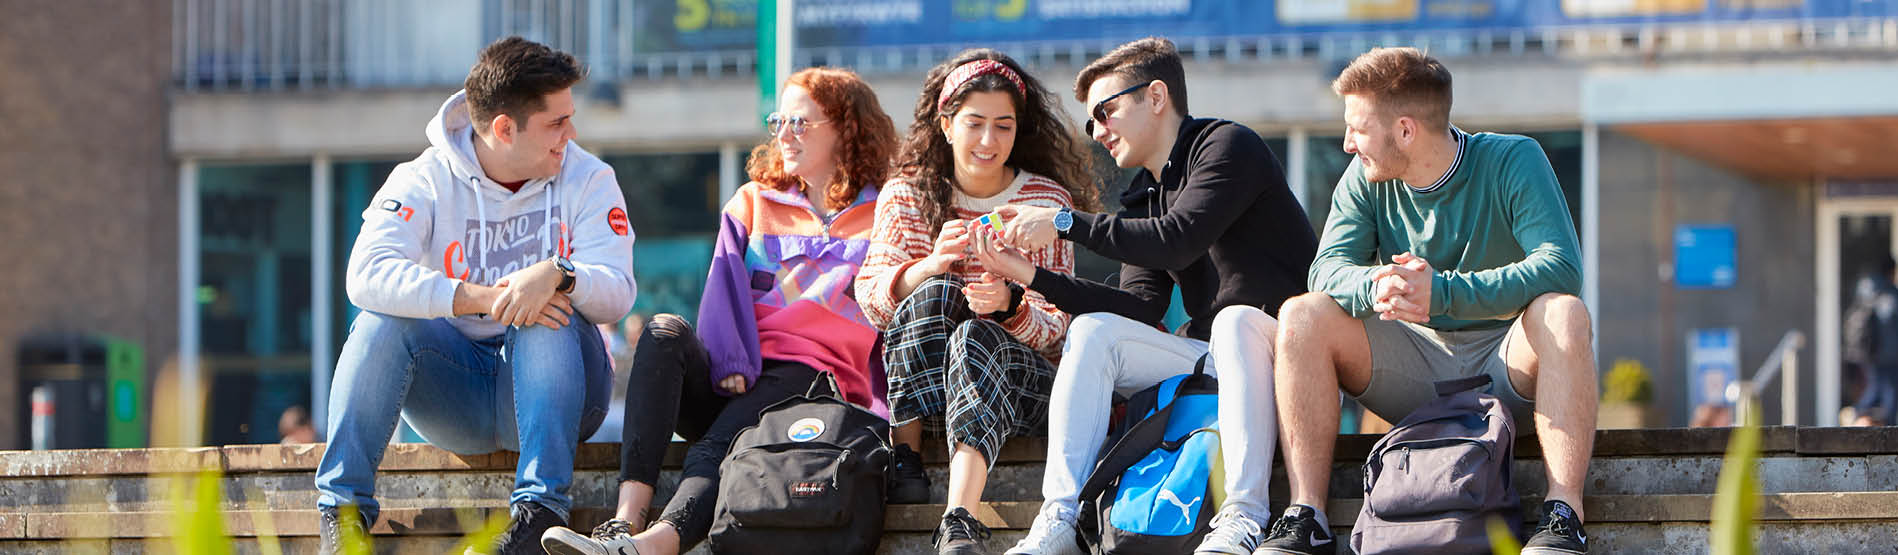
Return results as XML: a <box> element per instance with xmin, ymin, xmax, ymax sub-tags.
<box><xmin>787</xmin><ymin>417</ymin><xmax>826</xmax><ymax>441</ymax></box>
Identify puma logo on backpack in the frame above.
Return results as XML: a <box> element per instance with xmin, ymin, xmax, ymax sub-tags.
<box><xmin>1077</xmin><ymin>356</ymin><xmax>1224</xmax><ymax>554</ymax></box>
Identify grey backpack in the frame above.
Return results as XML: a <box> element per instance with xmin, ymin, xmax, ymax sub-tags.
<box><xmin>1351</xmin><ymin>375</ymin><xmax>1522</xmax><ymax>554</ymax></box>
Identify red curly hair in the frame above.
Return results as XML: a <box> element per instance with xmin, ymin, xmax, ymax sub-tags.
<box><xmin>746</xmin><ymin>67</ymin><xmax>898</xmax><ymax>211</ymax></box>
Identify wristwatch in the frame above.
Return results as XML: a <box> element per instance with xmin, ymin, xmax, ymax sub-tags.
<box><xmin>554</xmin><ymin>256</ymin><xmax>576</xmax><ymax>293</ymax></box>
<box><xmin>1052</xmin><ymin>207</ymin><xmax>1075</xmax><ymax>238</ymax></box>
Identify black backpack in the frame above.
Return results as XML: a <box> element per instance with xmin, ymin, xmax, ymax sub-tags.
<box><xmin>1077</xmin><ymin>356</ymin><xmax>1223</xmax><ymax>554</ymax></box>
<box><xmin>1351</xmin><ymin>375</ymin><xmax>1521</xmax><ymax>554</ymax></box>
<box><xmin>705</xmin><ymin>377</ymin><xmax>892</xmax><ymax>555</ymax></box>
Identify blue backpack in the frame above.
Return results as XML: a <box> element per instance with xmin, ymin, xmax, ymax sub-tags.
<box><xmin>1077</xmin><ymin>356</ymin><xmax>1223</xmax><ymax>554</ymax></box>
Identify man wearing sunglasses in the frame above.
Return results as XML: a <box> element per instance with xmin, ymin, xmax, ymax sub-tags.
<box><xmin>985</xmin><ymin>37</ymin><xmax>1316</xmax><ymax>555</ymax></box>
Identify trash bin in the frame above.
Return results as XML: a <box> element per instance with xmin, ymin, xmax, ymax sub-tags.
<box><xmin>17</xmin><ymin>335</ymin><xmax>112</xmax><ymax>450</ymax></box>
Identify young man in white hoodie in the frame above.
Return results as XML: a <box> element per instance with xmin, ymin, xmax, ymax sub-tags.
<box><xmin>314</xmin><ymin>37</ymin><xmax>636</xmax><ymax>555</ymax></box>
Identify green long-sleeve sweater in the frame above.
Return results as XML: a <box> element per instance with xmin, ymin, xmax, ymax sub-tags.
<box><xmin>1309</xmin><ymin>129</ymin><xmax>1581</xmax><ymax>331</ymax></box>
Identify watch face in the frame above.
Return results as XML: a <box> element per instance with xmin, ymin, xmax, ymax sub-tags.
<box><xmin>557</xmin><ymin>257</ymin><xmax>575</xmax><ymax>273</ymax></box>
<box><xmin>1054</xmin><ymin>210</ymin><xmax>1074</xmax><ymax>231</ymax></box>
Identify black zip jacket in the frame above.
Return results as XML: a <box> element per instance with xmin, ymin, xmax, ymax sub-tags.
<box><xmin>1030</xmin><ymin>117</ymin><xmax>1317</xmax><ymax>340</ymax></box>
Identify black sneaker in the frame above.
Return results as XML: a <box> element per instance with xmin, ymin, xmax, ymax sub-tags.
<box><xmin>317</xmin><ymin>505</ymin><xmax>370</xmax><ymax>555</ymax></box>
<box><xmin>469</xmin><ymin>501</ymin><xmax>567</xmax><ymax>555</ymax></box>
<box><xmin>1256</xmin><ymin>505</ymin><xmax>1335</xmax><ymax>554</ymax></box>
<box><xmin>1522</xmin><ymin>500</ymin><xmax>1589</xmax><ymax>554</ymax></box>
<box><xmin>889</xmin><ymin>443</ymin><xmax>932</xmax><ymax>504</ymax></box>
<box><xmin>933</xmin><ymin>506</ymin><xmax>993</xmax><ymax>555</ymax></box>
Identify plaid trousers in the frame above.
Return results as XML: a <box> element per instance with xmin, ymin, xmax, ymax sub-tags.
<box><xmin>884</xmin><ymin>277</ymin><xmax>1056</xmax><ymax>465</ymax></box>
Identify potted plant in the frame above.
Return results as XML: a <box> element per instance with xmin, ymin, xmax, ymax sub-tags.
<box><xmin>1599</xmin><ymin>358</ymin><xmax>1657</xmax><ymax>428</ymax></box>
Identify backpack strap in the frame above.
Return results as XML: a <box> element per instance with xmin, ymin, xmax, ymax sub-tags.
<box><xmin>804</xmin><ymin>370</ymin><xmax>842</xmax><ymax>400</ymax></box>
<box><xmin>1434</xmin><ymin>374</ymin><xmax>1493</xmax><ymax>397</ymax></box>
<box><xmin>1078</xmin><ymin>396</ymin><xmax>1182</xmax><ymax>503</ymax></box>
<box><xmin>1180</xmin><ymin>353</ymin><xmax>1216</xmax><ymax>392</ymax></box>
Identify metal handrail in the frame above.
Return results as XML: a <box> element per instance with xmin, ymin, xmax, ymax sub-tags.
<box><xmin>1727</xmin><ymin>330</ymin><xmax>1805</xmax><ymax>426</ymax></box>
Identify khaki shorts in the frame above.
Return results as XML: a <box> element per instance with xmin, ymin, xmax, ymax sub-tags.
<box><xmin>1352</xmin><ymin>318</ymin><xmax>1537</xmax><ymax>434</ymax></box>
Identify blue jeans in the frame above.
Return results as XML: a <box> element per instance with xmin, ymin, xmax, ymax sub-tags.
<box><xmin>314</xmin><ymin>311</ymin><xmax>610</xmax><ymax>521</ymax></box>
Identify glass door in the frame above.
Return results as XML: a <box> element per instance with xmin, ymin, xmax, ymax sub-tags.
<box><xmin>1816</xmin><ymin>193</ymin><xmax>1898</xmax><ymax>426</ymax></box>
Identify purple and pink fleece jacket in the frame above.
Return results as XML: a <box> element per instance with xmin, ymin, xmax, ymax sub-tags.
<box><xmin>695</xmin><ymin>181</ymin><xmax>887</xmax><ymax>417</ymax></box>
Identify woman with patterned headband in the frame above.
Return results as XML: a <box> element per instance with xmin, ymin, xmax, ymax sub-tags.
<box><xmin>853</xmin><ymin>48</ymin><xmax>1100</xmax><ymax>555</ymax></box>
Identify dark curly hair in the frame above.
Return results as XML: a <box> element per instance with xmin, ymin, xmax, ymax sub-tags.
<box><xmin>747</xmin><ymin>67</ymin><xmax>899</xmax><ymax>212</ymax></box>
<box><xmin>895</xmin><ymin>49</ymin><xmax>1100</xmax><ymax>233</ymax></box>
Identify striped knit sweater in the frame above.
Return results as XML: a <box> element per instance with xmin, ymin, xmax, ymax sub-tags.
<box><xmin>856</xmin><ymin>169</ymin><xmax>1075</xmax><ymax>358</ymax></box>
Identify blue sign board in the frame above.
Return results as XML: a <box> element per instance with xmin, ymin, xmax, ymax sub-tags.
<box><xmin>1687</xmin><ymin>327</ymin><xmax>1739</xmax><ymax>409</ymax></box>
<box><xmin>1675</xmin><ymin>224</ymin><xmax>1736</xmax><ymax>289</ymax></box>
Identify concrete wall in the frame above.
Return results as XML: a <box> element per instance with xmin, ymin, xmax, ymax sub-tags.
<box><xmin>171</xmin><ymin>53</ymin><xmax>1590</xmax><ymax>158</ymax></box>
<box><xmin>1596</xmin><ymin>130</ymin><xmax>1816</xmax><ymax>426</ymax></box>
<box><xmin>0</xmin><ymin>1</ymin><xmax>177</xmax><ymax>449</ymax></box>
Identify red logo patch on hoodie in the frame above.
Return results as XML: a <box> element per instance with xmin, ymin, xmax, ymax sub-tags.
<box><xmin>607</xmin><ymin>207</ymin><xmax>629</xmax><ymax>236</ymax></box>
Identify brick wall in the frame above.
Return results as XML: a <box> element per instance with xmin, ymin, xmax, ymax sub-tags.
<box><xmin>0</xmin><ymin>1</ymin><xmax>177</xmax><ymax>449</ymax></box>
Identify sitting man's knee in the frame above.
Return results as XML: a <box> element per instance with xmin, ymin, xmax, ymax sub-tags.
<box><xmin>1527</xmin><ymin>293</ymin><xmax>1592</xmax><ymax>344</ymax></box>
<box><xmin>1215</xmin><ymin>304</ymin><xmax>1266</xmax><ymax>322</ymax></box>
<box><xmin>1278</xmin><ymin>292</ymin><xmax>1344</xmax><ymax>328</ymax></box>
<box><xmin>1068</xmin><ymin>311</ymin><xmax>1140</xmax><ymax>338</ymax></box>
<box><xmin>1212</xmin><ymin>304</ymin><xmax>1274</xmax><ymax>336</ymax></box>
<box><xmin>514</xmin><ymin>313</ymin><xmax>595</xmax><ymax>342</ymax></box>
<box><xmin>348</xmin><ymin>311</ymin><xmax>430</xmax><ymax>343</ymax></box>
<box><xmin>1530</xmin><ymin>293</ymin><xmax>1590</xmax><ymax>319</ymax></box>
<box><xmin>1061</xmin><ymin>312</ymin><xmax>1133</xmax><ymax>357</ymax></box>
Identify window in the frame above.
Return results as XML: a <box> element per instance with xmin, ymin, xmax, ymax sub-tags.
<box><xmin>197</xmin><ymin>163</ymin><xmax>313</xmax><ymax>445</ymax></box>
<box><xmin>601</xmin><ymin>151</ymin><xmax>722</xmax><ymax>321</ymax></box>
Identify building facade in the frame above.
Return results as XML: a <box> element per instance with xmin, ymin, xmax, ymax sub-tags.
<box><xmin>5</xmin><ymin>0</ymin><xmax>1897</xmax><ymax>447</ymax></box>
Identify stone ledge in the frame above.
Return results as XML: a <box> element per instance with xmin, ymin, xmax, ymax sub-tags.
<box><xmin>4</xmin><ymin>427</ymin><xmax>1892</xmax><ymax>477</ymax></box>
<box><xmin>13</xmin><ymin>492</ymin><xmax>1897</xmax><ymax>539</ymax></box>
<box><xmin>0</xmin><ymin>448</ymin><xmax>222</xmax><ymax>477</ymax></box>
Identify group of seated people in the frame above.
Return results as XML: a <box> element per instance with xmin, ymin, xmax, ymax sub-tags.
<box><xmin>313</xmin><ymin>34</ymin><xmax>1597</xmax><ymax>555</ymax></box>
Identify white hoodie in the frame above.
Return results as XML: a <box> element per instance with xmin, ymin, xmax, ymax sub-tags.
<box><xmin>345</xmin><ymin>90</ymin><xmax>637</xmax><ymax>339</ymax></box>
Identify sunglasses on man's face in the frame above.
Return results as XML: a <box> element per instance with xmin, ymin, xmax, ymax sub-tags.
<box><xmin>1085</xmin><ymin>82</ymin><xmax>1151</xmax><ymax>136</ymax></box>
<box><xmin>766</xmin><ymin>112</ymin><xmax>828</xmax><ymax>137</ymax></box>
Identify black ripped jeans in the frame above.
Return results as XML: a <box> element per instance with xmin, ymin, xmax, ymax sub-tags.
<box><xmin>618</xmin><ymin>314</ymin><xmax>826</xmax><ymax>549</ymax></box>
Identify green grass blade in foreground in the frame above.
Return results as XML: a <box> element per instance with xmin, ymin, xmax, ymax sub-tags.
<box><xmin>451</xmin><ymin>506</ymin><xmax>512</xmax><ymax>554</ymax></box>
<box><xmin>169</xmin><ymin>469</ymin><xmax>234</xmax><ymax>555</ymax></box>
<box><xmin>1488</xmin><ymin>514</ymin><xmax>1523</xmax><ymax>555</ymax></box>
<box><xmin>1710</xmin><ymin>401</ymin><xmax>1763</xmax><ymax>555</ymax></box>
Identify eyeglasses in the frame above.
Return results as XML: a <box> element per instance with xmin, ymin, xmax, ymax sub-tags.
<box><xmin>1085</xmin><ymin>82</ymin><xmax>1151</xmax><ymax>136</ymax></box>
<box><xmin>766</xmin><ymin>112</ymin><xmax>829</xmax><ymax>137</ymax></box>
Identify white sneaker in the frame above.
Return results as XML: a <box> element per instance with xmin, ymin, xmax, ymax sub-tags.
<box><xmin>1193</xmin><ymin>506</ymin><xmax>1265</xmax><ymax>555</ymax></box>
<box><xmin>1004</xmin><ymin>509</ymin><xmax>1082</xmax><ymax>555</ymax></box>
<box><xmin>541</xmin><ymin>519</ymin><xmax>640</xmax><ymax>555</ymax></box>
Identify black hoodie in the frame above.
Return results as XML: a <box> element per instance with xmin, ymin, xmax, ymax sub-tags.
<box><xmin>1029</xmin><ymin>117</ymin><xmax>1317</xmax><ymax>340</ymax></box>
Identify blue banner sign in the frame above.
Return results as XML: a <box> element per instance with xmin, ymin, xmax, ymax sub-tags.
<box><xmin>637</xmin><ymin>0</ymin><xmax>1896</xmax><ymax>53</ymax></box>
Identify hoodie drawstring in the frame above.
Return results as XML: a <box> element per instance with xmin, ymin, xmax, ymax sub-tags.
<box><xmin>542</xmin><ymin>181</ymin><xmax>554</xmax><ymax>258</ymax></box>
<box><xmin>472</xmin><ymin>177</ymin><xmax>489</xmax><ymax>274</ymax></box>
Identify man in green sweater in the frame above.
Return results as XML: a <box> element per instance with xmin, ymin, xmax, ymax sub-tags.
<box><xmin>1258</xmin><ymin>48</ymin><xmax>1594</xmax><ymax>555</ymax></box>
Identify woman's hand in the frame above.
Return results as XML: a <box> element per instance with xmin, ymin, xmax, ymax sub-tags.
<box><xmin>914</xmin><ymin>219</ymin><xmax>971</xmax><ymax>276</ymax></box>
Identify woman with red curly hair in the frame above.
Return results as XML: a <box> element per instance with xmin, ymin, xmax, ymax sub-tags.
<box><xmin>541</xmin><ymin>67</ymin><xmax>898</xmax><ymax>555</ymax></box>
